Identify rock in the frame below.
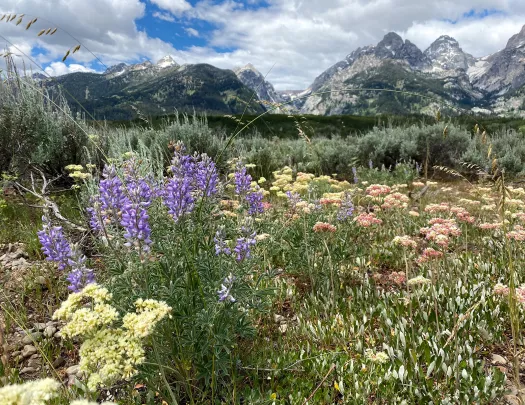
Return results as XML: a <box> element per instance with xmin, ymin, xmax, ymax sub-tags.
<box><xmin>44</xmin><ymin>326</ymin><xmax>57</xmax><ymax>338</ymax></box>
<box><xmin>35</xmin><ymin>276</ymin><xmax>47</xmax><ymax>286</ymax></box>
<box><xmin>19</xmin><ymin>366</ymin><xmax>37</xmax><ymax>375</ymax></box>
<box><xmin>22</xmin><ymin>332</ymin><xmax>42</xmax><ymax>345</ymax></box>
<box><xmin>491</xmin><ymin>354</ymin><xmax>507</xmax><ymax>366</ymax></box>
<box><xmin>52</xmin><ymin>357</ymin><xmax>66</xmax><ymax>368</ymax></box>
<box><xmin>27</xmin><ymin>358</ymin><xmax>41</xmax><ymax>368</ymax></box>
<box><xmin>34</xmin><ymin>323</ymin><xmax>47</xmax><ymax>331</ymax></box>
<box><xmin>66</xmin><ymin>365</ymin><xmax>80</xmax><ymax>376</ymax></box>
<box><xmin>10</xmin><ymin>350</ymin><xmax>20</xmax><ymax>359</ymax></box>
<box><xmin>274</xmin><ymin>314</ymin><xmax>286</xmax><ymax>324</ymax></box>
<box><xmin>504</xmin><ymin>395</ymin><xmax>521</xmax><ymax>405</ymax></box>
<box><xmin>278</xmin><ymin>323</ymin><xmax>288</xmax><ymax>334</ymax></box>
<box><xmin>21</xmin><ymin>345</ymin><xmax>37</xmax><ymax>358</ymax></box>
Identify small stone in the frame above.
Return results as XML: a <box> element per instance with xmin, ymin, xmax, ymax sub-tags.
<box><xmin>54</xmin><ymin>331</ymin><xmax>62</xmax><ymax>339</ymax></box>
<box><xmin>34</xmin><ymin>323</ymin><xmax>47</xmax><ymax>331</ymax></box>
<box><xmin>36</xmin><ymin>276</ymin><xmax>47</xmax><ymax>286</ymax></box>
<box><xmin>66</xmin><ymin>365</ymin><xmax>80</xmax><ymax>375</ymax></box>
<box><xmin>44</xmin><ymin>326</ymin><xmax>57</xmax><ymax>338</ymax></box>
<box><xmin>52</xmin><ymin>357</ymin><xmax>66</xmax><ymax>368</ymax></box>
<box><xmin>504</xmin><ymin>395</ymin><xmax>521</xmax><ymax>405</ymax></box>
<box><xmin>11</xmin><ymin>258</ymin><xmax>28</xmax><ymax>269</ymax></box>
<box><xmin>21</xmin><ymin>345</ymin><xmax>37</xmax><ymax>358</ymax></box>
<box><xmin>19</xmin><ymin>367</ymin><xmax>37</xmax><ymax>375</ymax></box>
<box><xmin>27</xmin><ymin>358</ymin><xmax>41</xmax><ymax>368</ymax></box>
<box><xmin>10</xmin><ymin>350</ymin><xmax>21</xmax><ymax>359</ymax></box>
<box><xmin>492</xmin><ymin>354</ymin><xmax>507</xmax><ymax>366</ymax></box>
<box><xmin>274</xmin><ymin>314</ymin><xmax>286</xmax><ymax>324</ymax></box>
<box><xmin>22</xmin><ymin>332</ymin><xmax>42</xmax><ymax>345</ymax></box>
<box><xmin>278</xmin><ymin>323</ymin><xmax>288</xmax><ymax>333</ymax></box>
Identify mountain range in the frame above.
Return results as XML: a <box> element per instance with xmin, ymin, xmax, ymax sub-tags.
<box><xmin>38</xmin><ymin>25</ymin><xmax>525</xmax><ymax>119</ymax></box>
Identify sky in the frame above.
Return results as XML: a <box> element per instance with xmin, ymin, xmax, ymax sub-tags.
<box><xmin>0</xmin><ymin>0</ymin><xmax>524</xmax><ymax>90</ymax></box>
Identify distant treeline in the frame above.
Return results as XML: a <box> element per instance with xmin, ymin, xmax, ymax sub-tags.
<box><xmin>105</xmin><ymin>113</ymin><xmax>525</xmax><ymax>139</ymax></box>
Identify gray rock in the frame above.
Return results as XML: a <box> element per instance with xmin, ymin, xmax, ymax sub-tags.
<box><xmin>21</xmin><ymin>345</ymin><xmax>37</xmax><ymax>358</ymax></box>
<box><xmin>19</xmin><ymin>366</ymin><xmax>37</xmax><ymax>374</ymax></box>
<box><xmin>27</xmin><ymin>358</ymin><xmax>41</xmax><ymax>368</ymax></box>
<box><xmin>34</xmin><ymin>323</ymin><xmax>47</xmax><ymax>331</ymax></box>
<box><xmin>44</xmin><ymin>326</ymin><xmax>57</xmax><ymax>338</ymax></box>
<box><xmin>36</xmin><ymin>276</ymin><xmax>47</xmax><ymax>286</ymax></box>
<box><xmin>22</xmin><ymin>332</ymin><xmax>42</xmax><ymax>345</ymax></box>
<box><xmin>491</xmin><ymin>354</ymin><xmax>507</xmax><ymax>366</ymax></box>
<box><xmin>66</xmin><ymin>365</ymin><xmax>80</xmax><ymax>375</ymax></box>
<box><xmin>52</xmin><ymin>357</ymin><xmax>66</xmax><ymax>368</ymax></box>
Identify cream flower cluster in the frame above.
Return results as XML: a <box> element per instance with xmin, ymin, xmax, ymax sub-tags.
<box><xmin>53</xmin><ymin>283</ymin><xmax>171</xmax><ymax>391</ymax></box>
<box><xmin>0</xmin><ymin>376</ymin><xmax>117</xmax><ymax>405</ymax></box>
<box><xmin>0</xmin><ymin>378</ymin><xmax>60</xmax><ymax>405</ymax></box>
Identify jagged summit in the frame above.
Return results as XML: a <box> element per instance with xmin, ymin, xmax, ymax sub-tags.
<box><xmin>157</xmin><ymin>55</ymin><xmax>178</xmax><ymax>68</ymax></box>
<box><xmin>424</xmin><ymin>35</ymin><xmax>475</xmax><ymax>71</ymax></box>
<box><xmin>506</xmin><ymin>24</ymin><xmax>525</xmax><ymax>49</ymax></box>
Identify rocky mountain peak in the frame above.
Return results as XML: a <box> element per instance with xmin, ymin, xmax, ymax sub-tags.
<box><xmin>157</xmin><ymin>55</ymin><xmax>178</xmax><ymax>69</ymax></box>
<box><xmin>424</xmin><ymin>35</ymin><xmax>475</xmax><ymax>71</ymax></box>
<box><xmin>376</xmin><ymin>32</ymin><xmax>405</xmax><ymax>57</ymax></box>
<box><xmin>506</xmin><ymin>24</ymin><xmax>525</xmax><ymax>49</ymax></box>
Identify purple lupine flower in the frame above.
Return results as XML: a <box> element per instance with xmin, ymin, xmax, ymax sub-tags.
<box><xmin>170</xmin><ymin>146</ymin><xmax>196</xmax><ymax>180</ymax></box>
<box><xmin>234</xmin><ymin>227</ymin><xmax>256</xmax><ymax>262</ymax></box>
<box><xmin>98</xmin><ymin>165</ymin><xmax>128</xmax><ymax>224</ymax></box>
<box><xmin>163</xmin><ymin>176</ymin><xmax>195</xmax><ymax>222</ymax></box>
<box><xmin>285</xmin><ymin>191</ymin><xmax>302</xmax><ymax>210</ymax></box>
<box><xmin>37</xmin><ymin>215</ymin><xmax>71</xmax><ymax>271</ymax></box>
<box><xmin>246</xmin><ymin>187</ymin><xmax>264</xmax><ymax>216</ymax></box>
<box><xmin>66</xmin><ymin>246</ymin><xmax>95</xmax><ymax>292</ymax></box>
<box><xmin>121</xmin><ymin>202</ymin><xmax>152</xmax><ymax>255</ymax></box>
<box><xmin>196</xmin><ymin>156</ymin><xmax>218</xmax><ymax>197</ymax></box>
<box><xmin>217</xmin><ymin>273</ymin><xmax>236</xmax><ymax>302</ymax></box>
<box><xmin>214</xmin><ymin>227</ymin><xmax>231</xmax><ymax>256</ymax></box>
<box><xmin>337</xmin><ymin>192</ymin><xmax>355</xmax><ymax>221</ymax></box>
<box><xmin>86</xmin><ymin>199</ymin><xmax>103</xmax><ymax>232</ymax></box>
<box><xmin>352</xmin><ymin>167</ymin><xmax>358</xmax><ymax>184</ymax></box>
<box><xmin>234</xmin><ymin>165</ymin><xmax>252</xmax><ymax>195</ymax></box>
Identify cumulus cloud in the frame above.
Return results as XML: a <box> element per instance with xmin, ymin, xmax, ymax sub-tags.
<box><xmin>153</xmin><ymin>11</ymin><xmax>175</xmax><ymax>22</ymax></box>
<box><xmin>0</xmin><ymin>0</ymin><xmax>524</xmax><ymax>90</ymax></box>
<box><xmin>184</xmin><ymin>27</ymin><xmax>199</xmax><ymax>37</ymax></box>
<box><xmin>149</xmin><ymin>0</ymin><xmax>192</xmax><ymax>15</ymax></box>
<box><xmin>44</xmin><ymin>61</ymin><xmax>95</xmax><ymax>76</ymax></box>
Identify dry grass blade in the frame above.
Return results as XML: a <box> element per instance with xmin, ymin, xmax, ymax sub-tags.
<box><xmin>15</xmin><ymin>16</ymin><xmax>23</xmax><ymax>26</ymax></box>
<box><xmin>25</xmin><ymin>21</ymin><xmax>32</xmax><ymax>30</ymax></box>
<box><xmin>9</xmin><ymin>14</ymin><xmax>17</xmax><ymax>22</ymax></box>
<box><xmin>433</xmin><ymin>165</ymin><xmax>466</xmax><ymax>180</ymax></box>
<box><xmin>62</xmin><ymin>49</ymin><xmax>70</xmax><ymax>62</ymax></box>
<box><xmin>443</xmin><ymin>125</ymin><xmax>448</xmax><ymax>139</ymax></box>
<box><xmin>50</xmin><ymin>27</ymin><xmax>57</xmax><ymax>35</ymax></box>
<box><xmin>37</xmin><ymin>29</ymin><xmax>45</xmax><ymax>36</ymax></box>
<box><xmin>0</xmin><ymin>15</ymin><xmax>5</xmax><ymax>22</ymax></box>
<box><xmin>72</xmin><ymin>44</ymin><xmax>81</xmax><ymax>53</ymax></box>
<box><xmin>45</xmin><ymin>28</ymin><xmax>51</xmax><ymax>34</ymax></box>
<box><xmin>487</xmin><ymin>144</ymin><xmax>493</xmax><ymax>159</ymax></box>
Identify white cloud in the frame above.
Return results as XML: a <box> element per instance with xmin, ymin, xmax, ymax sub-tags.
<box><xmin>149</xmin><ymin>0</ymin><xmax>191</xmax><ymax>15</ymax></box>
<box><xmin>184</xmin><ymin>27</ymin><xmax>199</xmax><ymax>37</ymax></box>
<box><xmin>1</xmin><ymin>0</ymin><xmax>525</xmax><ymax>90</ymax></box>
<box><xmin>153</xmin><ymin>11</ymin><xmax>175</xmax><ymax>22</ymax></box>
<box><xmin>44</xmin><ymin>61</ymin><xmax>95</xmax><ymax>76</ymax></box>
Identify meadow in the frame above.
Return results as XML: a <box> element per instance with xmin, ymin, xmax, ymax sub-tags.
<box><xmin>2</xmin><ymin>51</ymin><xmax>525</xmax><ymax>405</ymax></box>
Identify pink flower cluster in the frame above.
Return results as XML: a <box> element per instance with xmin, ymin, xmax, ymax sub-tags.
<box><xmin>355</xmin><ymin>212</ymin><xmax>383</xmax><ymax>227</ymax></box>
<box><xmin>493</xmin><ymin>283</ymin><xmax>525</xmax><ymax>304</ymax></box>
<box><xmin>313</xmin><ymin>222</ymin><xmax>337</xmax><ymax>233</ymax></box>
<box><xmin>320</xmin><ymin>198</ymin><xmax>342</xmax><ymax>206</ymax></box>
<box><xmin>420</xmin><ymin>218</ymin><xmax>461</xmax><ymax>247</ymax></box>
<box><xmin>372</xmin><ymin>271</ymin><xmax>406</xmax><ymax>286</ymax></box>
<box><xmin>478</xmin><ymin>222</ymin><xmax>502</xmax><ymax>230</ymax></box>
<box><xmin>416</xmin><ymin>247</ymin><xmax>443</xmax><ymax>264</ymax></box>
<box><xmin>424</xmin><ymin>203</ymin><xmax>450</xmax><ymax>213</ymax></box>
<box><xmin>381</xmin><ymin>192</ymin><xmax>410</xmax><ymax>210</ymax></box>
<box><xmin>392</xmin><ymin>235</ymin><xmax>417</xmax><ymax>249</ymax></box>
<box><xmin>450</xmin><ymin>206</ymin><xmax>475</xmax><ymax>223</ymax></box>
<box><xmin>506</xmin><ymin>225</ymin><xmax>525</xmax><ymax>241</ymax></box>
<box><xmin>366</xmin><ymin>184</ymin><xmax>391</xmax><ymax>197</ymax></box>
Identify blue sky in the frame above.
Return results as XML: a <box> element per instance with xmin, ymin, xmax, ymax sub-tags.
<box><xmin>0</xmin><ymin>0</ymin><xmax>524</xmax><ymax>89</ymax></box>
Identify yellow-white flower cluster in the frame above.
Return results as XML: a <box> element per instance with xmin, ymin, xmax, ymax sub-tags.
<box><xmin>53</xmin><ymin>283</ymin><xmax>171</xmax><ymax>391</ymax></box>
<box><xmin>364</xmin><ymin>349</ymin><xmax>390</xmax><ymax>364</ymax></box>
<box><xmin>122</xmin><ymin>298</ymin><xmax>172</xmax><ymax>338</ymax></box>
<box><xmin>0</xmin><ymin>378</ymin><xmax>59</xmax><ymax>405</ymax></box>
